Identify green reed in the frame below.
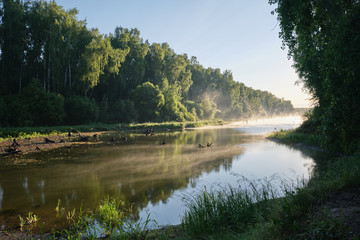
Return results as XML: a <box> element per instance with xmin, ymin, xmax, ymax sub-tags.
<box><xmin>182</xmin><ymin>181</ymin><xmax>278</xmax><ymax>238</ymax></box>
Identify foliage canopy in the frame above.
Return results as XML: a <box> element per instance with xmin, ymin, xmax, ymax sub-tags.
<box><xmin>269</xmin><ymin>0</ymin><xmax>360</xmax><ymax>152</ymax></box>
<box><xmin>0</xmin><ymin>0</ymin><xmax>294</xmax><ymax>127</ymax></box>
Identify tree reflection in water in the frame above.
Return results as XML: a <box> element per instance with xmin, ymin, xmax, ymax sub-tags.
<box><xmin>0</xmin><ymin>128</ymin><xmax>324</xmax><ymax>231</ymax></box>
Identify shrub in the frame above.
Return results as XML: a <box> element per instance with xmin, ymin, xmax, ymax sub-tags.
<box><xmin>65</xmin><ymin>96</ymin><xmax>99</xmax><ymax>125</ymax></box>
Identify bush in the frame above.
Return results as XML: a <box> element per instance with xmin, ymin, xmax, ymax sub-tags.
<box><xmin>31</xmin><ymin>91</ymin><xmax>65</xmax><ymax>126</ymax></box>
<box><xmin>0</xmin><ymin>80</ymin><xmax>66</xmax><ymax>126</ymax></box>
<box><xmin>0</xmin><ymin>97</ymin><xmax>6</xmax><ymax>126</ymax></box>
<box><xmin>199</xmin><ymin>99</ymin><xmax>217</xmax><ymax>119</ymax></box>
<box><xmin>131</xmin><ymin>82</ymin><xmax>164</xmax><ymax>122</ymax></box>
<box><xmin>99</xmin><ymin>98</ymin><xmax>138</xmax><ymax>123</ymax></box>
<box><xmin>65</xmin><ymin>96</ymin><xmax>99</xmax><ymax>125</ymax></box>
<box><xmin>112</xmin><ymin>99</ymin><xmax>138</xmax><ymax>123</ymax></box>
<box><xmin>2</xmin><ymin>94</ymin><xmax>32</xmax><ymax>126</ymax></box>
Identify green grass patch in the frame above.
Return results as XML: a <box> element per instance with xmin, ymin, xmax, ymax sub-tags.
<box><xmin>0</xmin><ymin>119</ymin><xmax>224</xmax><ymax>142</ymax></box>
<box><xmin>268</xmin><ymin>129</ymin><xmax>322</xmax><ymax>147</ymax></box>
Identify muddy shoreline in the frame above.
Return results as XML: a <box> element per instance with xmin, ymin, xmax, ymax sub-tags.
<box><xmin>0</xmin><ymin>131</ymin><xmax>109</xmax><ymax>159</ymax></box>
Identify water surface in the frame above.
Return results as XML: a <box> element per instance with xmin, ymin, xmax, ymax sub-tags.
<box><xmin>0</xmin><ymin>117</ymin><xmax>331</xmax><ymax>231</ymax></box>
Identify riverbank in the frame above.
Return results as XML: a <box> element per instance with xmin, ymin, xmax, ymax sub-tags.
<box><xmin>259</xmin><ymin>130</ymin><xmax>360</xmax><ymax>239</ymax></box>
<box><xmin>173</xmin><ymin>130</ymin><xmax>360</xmax><ymax>239</ymax></box>
<box><xmin>0</xmin><ymin>120</ymin><xmax>224</xmax><ymax>158</ymax></box>
<box><xmin>156</xmin><ymin>130</ymin><xmax>360</xmax><ymax>239</ymax></box>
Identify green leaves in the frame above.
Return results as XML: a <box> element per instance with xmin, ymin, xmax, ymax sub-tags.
<box><xmin>81</xmin><ymin>35</ymin><xmax>129</xmax><ymax>89</ymax></box>
<box><xmin>131</xmin><ymin>82</ymin><xmax>165</xmax><ymax>122</ymax></box>
<box><xmin>0</xmin><ymin>1</ymin><xmax>296</xmax><ymax>127</ymax></box>
<box><xmin>271</xmin><ymin>0</ymin><xmax>360</xmax><ymax>152</ymax></box>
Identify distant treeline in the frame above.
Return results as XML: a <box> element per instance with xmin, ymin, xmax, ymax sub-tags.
<box><xmin>0</xmin><ymin>0</ymin><xmax>294</xmax><ymax>127</ymax></box>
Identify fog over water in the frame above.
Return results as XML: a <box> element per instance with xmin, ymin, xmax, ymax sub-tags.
<box><xmin>0</xmin><ymin>116</ymin><xmax>331</xmax><ymax>231</ymax></box>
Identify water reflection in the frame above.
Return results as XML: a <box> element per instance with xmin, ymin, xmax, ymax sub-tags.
<box><xmin>0</xmin><ymin>125</ymin><xmax>330</xmax><ymax>231</ymax></box>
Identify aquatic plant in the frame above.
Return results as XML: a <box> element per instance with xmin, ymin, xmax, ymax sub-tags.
<box><xmin>55</xmin><ymin>199</ymin><xmax>61</xmax><ymax>213</ymax></box>
<box><xmin>26</xmin><ymin>212</ymin><xmax>39</xmax><ymax>224</ymax></box>
<box><xmin>18</xmin><ymin>212</ymin><xmax>39</xmax><ymax>231</ymax></box>
<box><xmin>96</xmin><ymin>197</ymin><xmax>125</xmax><ymax>237</ymax></box>
<box><xmin>51</xmin><ymin>196</ymin><xmax>155</xmax><ymax>239</ymax></box>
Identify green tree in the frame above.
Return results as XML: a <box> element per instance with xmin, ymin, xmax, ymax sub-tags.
<box><xmin>0</xmin><ymin>0</ymin><xmax>25</xmax><ymax>93</ymax></box>
<box><xmin>20</xmin><ymin>79</ymin><xmax>65</xmax><ymax>126</ymax></box>
<box><xmin>109</xmin><ymin>27</ymin><xmax>149</xmax><ymax>100</ymax></box>
<box><xmin>131</xmin><ymin>82</ymin><xmax>165</xmax><ymax>122</ymax></box>
<box><xmin>269</xmin><ymin>0</ymin><xmax>360</xmax><ymax>152</ymax></box>
<box><xmin>80</xmin><ymin>33</ymin><xmax>129</xmax><ymax>95</ymax></box>
<box><xmin>199</xmin><ymin>99</ymin><xmax>217</xmax><ymax>120</ymax></box>
<box><xmin>64</xmin><ymin>96</ymin><xmax>99</xmax><ymax>125</ymax></box>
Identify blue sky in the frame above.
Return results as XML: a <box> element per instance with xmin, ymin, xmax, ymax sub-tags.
<box><xmin>55</xmin><ymin>0</ymin><xmax>310</xmax><ymax>108</ymax></box>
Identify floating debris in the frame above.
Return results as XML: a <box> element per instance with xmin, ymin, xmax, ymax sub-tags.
<box><xmin>44</xmin><ymin>138</ymin><xmax>55</xmax><ymax>143</ymax></box>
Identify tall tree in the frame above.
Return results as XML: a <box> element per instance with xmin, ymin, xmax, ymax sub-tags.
<box><xmin>132</xmin><ymin>82</ymin><xmax>164</xmax><ymax>122</ymax></box>
<box><xmin>80</xmin><ymin>33</ymin><xmax>129</xmax><ymax>96</ymax></box>
<box><xmin>269</xmin><ymin>0</ymin><xmax>360</xmax><ymax>151</ymax></box>
<box><xmin>0</xmin><ymin>0</ymin><xmax>25</xmax><ymax>93</ymax></box>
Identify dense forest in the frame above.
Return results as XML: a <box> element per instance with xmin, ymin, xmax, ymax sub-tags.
<box><xmin>0</xmin><ymin>0</ymin><xmax>294</xmax><ymax>127</ymax></box>
<box><xmin>270</xmin><ymin>0</ymin><xmax>360</xmax><ymax>152</ymax></box>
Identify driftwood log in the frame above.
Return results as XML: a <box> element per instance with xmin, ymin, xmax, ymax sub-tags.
<box><xmin>44</xmin><ymin>138</ymin><xmax>55</xmax><ymax>143</ymax></box>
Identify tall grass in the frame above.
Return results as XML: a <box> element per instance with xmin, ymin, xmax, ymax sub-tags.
<box><xmin>181</xmin><ymin>148</ymin><xmax>360</xmax><ymax>239</ymax></box>
<box><xmin>182</xmin><ymin>180</ymin><xmax>279</xmax><ymax>238</ymax></box>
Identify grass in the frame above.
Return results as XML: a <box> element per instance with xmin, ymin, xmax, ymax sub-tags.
<box><xmin>182</xmin><ymin>181</ymin><xmax>278</xmax><ymax>239</ymax></box>
<box><xmin>0</xmin><ymin>119</ymin><xmax>224</xmax><ymax>142</ymax></box>
<box><xmin>49</xmin><ymin>197</ymin><xmax>155</xmax><ymax>239</ymax></box>
<box><xmin>268</xmin><ymin>129</ymin><xmax>322</xmax><ymax>147</ymax></box>
<box><xmin>179</xmin><ymin>129</ymin><xmax>360</xmax><ymax>239</ymax></box>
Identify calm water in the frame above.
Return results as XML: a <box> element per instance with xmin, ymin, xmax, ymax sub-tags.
<box><xmin>0</xmin><ymin>117</ymin><xmax>330</xmax><ymax>231</ymax></box>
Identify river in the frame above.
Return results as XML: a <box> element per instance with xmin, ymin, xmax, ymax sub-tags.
<box><xmin>0</xmin><ymin>116</ymin><xmax>332</xmax><ymax>231</ymax></box>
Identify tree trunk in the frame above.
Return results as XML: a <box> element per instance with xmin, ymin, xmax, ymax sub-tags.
<box><xmin>69</xmin><ymin>60</ymin><xmax>72</xmax><ymax>91</ymax></box>
<box><xmin>19</xmin><ymin>62</ymin><xmax>22</xmax><ymax>92</ymax></box>
<box><xmin>52</xmin><ymin>71</ymin><xmax>55</xmax><ymax>92</ymax></box>
<box><xmin>47</xmin><ymin>52</ymin><xmax>51</xmax><ymax>92</ymax></box>
<box><xmin>43</xmin><ymin>58</ymin><xmax>46</xmax><ymax>92</ymax></box>
<box><xmin>19</xmin><ymin>42</ymin><xmax>24</xmax><ymax>92</ymax></box>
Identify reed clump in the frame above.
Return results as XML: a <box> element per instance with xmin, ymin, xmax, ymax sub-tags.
<box><xmin>182</xmin><ymin>180</ymin><xmax>278</xmax><ymax>239</ymax></box>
